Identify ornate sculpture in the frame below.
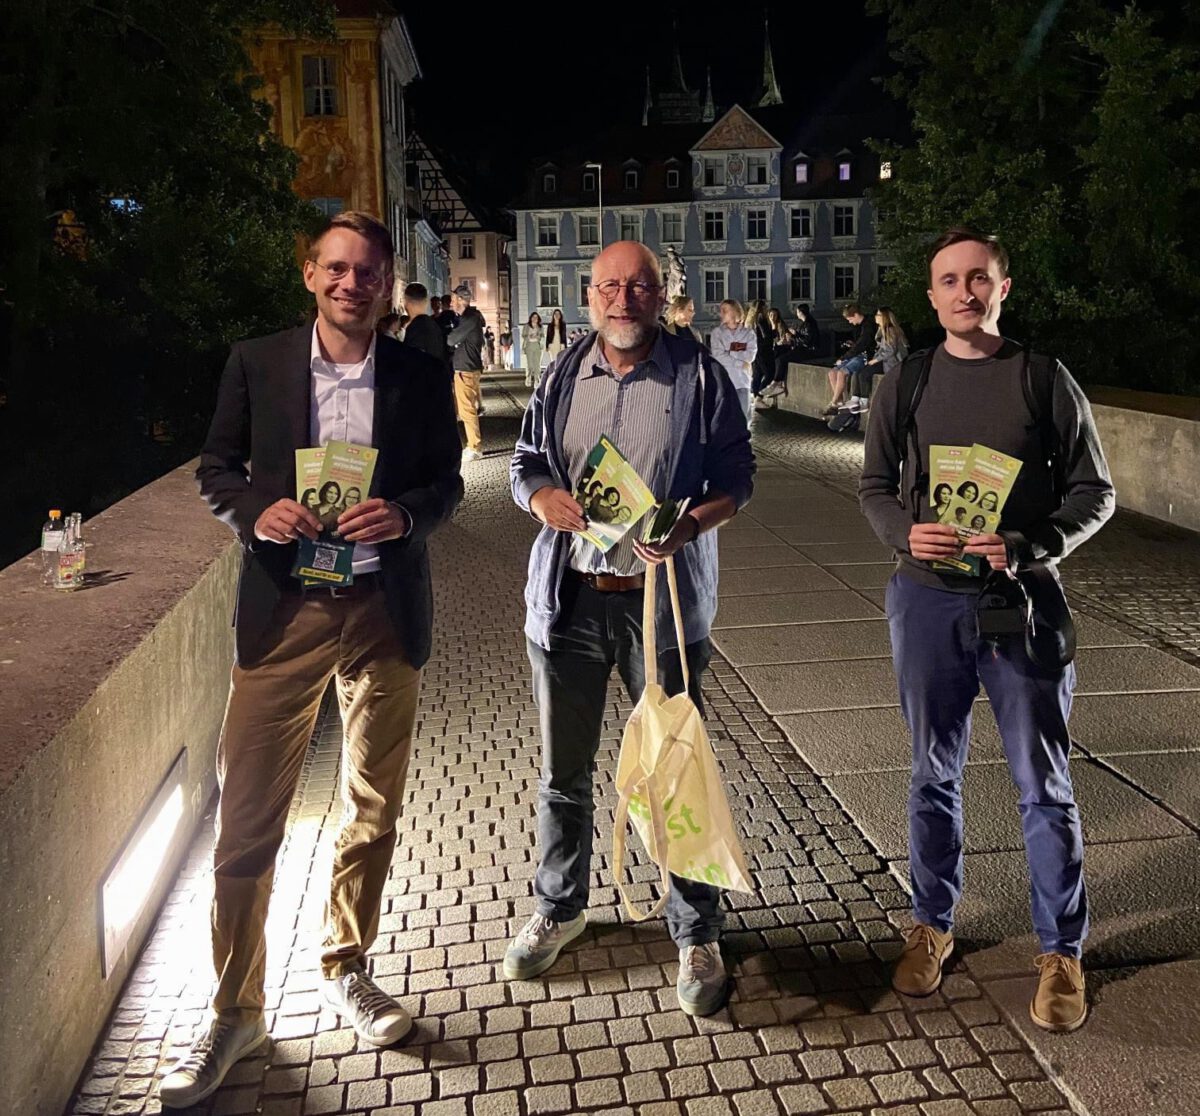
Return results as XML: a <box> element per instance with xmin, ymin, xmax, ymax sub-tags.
<box><xmin>665</xmin><ymin>246</ymin><xmax>686</xmax><ymax>301</ymax></box>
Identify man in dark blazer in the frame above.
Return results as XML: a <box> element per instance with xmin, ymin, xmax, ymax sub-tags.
<box><xmin>160</xmin><ymin>212</ymin><xmax>462</xmax><ymax>1109</ymax></box>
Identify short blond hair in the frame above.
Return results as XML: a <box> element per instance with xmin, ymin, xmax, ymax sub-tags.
<box><xmin>307</xmin><ymin>210</ymin><xmax>394</xmax><ymax>268</ymax></box>
<box><xmin>665</xmin><ymin>295</ymin><xmax>694</xmax><ymax>325</ymax></box>
<box><xmin>720</xmin><ymin>298</ymin><xmax>744</xmax><ymax>323</ymax></box>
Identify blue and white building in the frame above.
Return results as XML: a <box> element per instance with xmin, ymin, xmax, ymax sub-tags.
<box><xmin>509</xmin><ymin>37</ymin><xmax>900</xmax><ymax>358</ymax></box>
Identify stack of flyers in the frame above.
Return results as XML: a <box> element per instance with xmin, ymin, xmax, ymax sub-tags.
<box><xmin>292</xmin><ymin>440</ymin><xmax>379</xmax><ymax>587</ymax></box>
<box><xmin>931</xmin><ymin>443</ymin><xmax>1022</xmax><ymax>575</ymax></box>
<box><xmin>642</xmin><ymin>497</ymin><xmax>692</xmax><ymax>545</ymax></box>
<box><xmin>572</xmin><ymin>436</ymin><xmax>658</xmax><ymax>553</ymax></box>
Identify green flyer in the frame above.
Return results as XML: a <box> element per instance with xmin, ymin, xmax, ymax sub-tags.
<box><xmin>573</xmin><ymin>436</ymin><xmax>658</xmax><ymax>553</ymax></box>
<box><xmin>291</xmin><ymin>440</ymin><xmax>379</xmax><ymax>588</ymax></box>
<box><xmin>934</xmin><ymin>443</ymin><xmax>1023</xmax><ymax>575</ymax></box>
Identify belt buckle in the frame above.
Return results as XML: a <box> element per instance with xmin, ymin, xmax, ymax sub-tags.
<box><xmin>326</xmin><ymin>582</ymin><xmax>355</xmax><ymax>599</ymax></box>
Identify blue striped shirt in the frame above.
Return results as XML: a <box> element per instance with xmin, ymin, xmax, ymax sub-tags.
<box><xmin>563</xmin><ymin>331</ymin><xmax>676</xmax><ymax>575</ymax></box>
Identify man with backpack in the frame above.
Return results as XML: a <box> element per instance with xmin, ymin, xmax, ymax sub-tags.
<box><xmin>859</xmin><ymin>227</ymin><xmax>1114</xmax><ymax>1033</ymax></box>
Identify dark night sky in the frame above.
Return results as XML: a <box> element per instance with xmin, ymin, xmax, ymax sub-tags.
<box><xmin>402</xmin><ymin>1</ymin><xmax>891</xmax><ymax>209</ymax></box>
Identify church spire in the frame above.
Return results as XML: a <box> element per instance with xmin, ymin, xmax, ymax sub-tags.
<box><xmin>756</xmin><ymin>14</ymin><xmax>783</xmax><ymax>106</ymax></box>
<box><xmin>642</xmin><ymin>64</ymin><xmax>653</xmax><ymax>126</ymax></box>
<box><xmin>669</xmin><ymin>18</ymin><xmax>689</xmax><ymax>93</ymax></box>
<box><xmin>702</xmin><ymin>65</ymin><xmax>715</xmax><ymax>122</ymax></box>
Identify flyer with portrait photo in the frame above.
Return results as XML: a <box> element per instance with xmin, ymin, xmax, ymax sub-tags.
<box><xmin>291</xmin><ymin>440</ymin><xmax>379</xmax><ymax>587</ymax></box>
<box><xmin>573</xmin><ymin>436</ymin><xmax>658</xmax><ymax>553</ymax></box>
<box><xmin>933</xmin><ymin>443</ymin><xmax>1023</xmax><ymax>575</ymax></box>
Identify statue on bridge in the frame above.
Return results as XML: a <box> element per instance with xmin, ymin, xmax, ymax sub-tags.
<box><xmin>664</xmin><ymin>246</ymin><xmax>686</xmax><ymax>301</ymax></box>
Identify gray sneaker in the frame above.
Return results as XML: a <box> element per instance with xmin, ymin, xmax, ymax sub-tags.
<box><xmin>676</xmin><ymin>942</ymin><xmax>728</xmax><ymax>1017</ymax></box>
<box><xmin>159</xmin><ymin>1013</ymin><xmax>268</xmax><ymax>1108</ymax></box>
<box><xmin>503</xmin><ymin>912</ymin><xmax>587</xmax><ymax>980</ymax></box>
<box><xmin>322</xmin><ymin>967</ymin><xmax>412</xmax><ymax>1047</ymax></box>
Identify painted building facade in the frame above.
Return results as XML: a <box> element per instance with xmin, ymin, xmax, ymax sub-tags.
<box><xmin>245</xmin><ymin>0</ymin><xmax>429</xmax><ymax>307</ymax></box>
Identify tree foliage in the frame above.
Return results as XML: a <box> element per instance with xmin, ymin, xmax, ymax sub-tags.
<box><xmin>0</xmin><ymin>0</ymin><xmax>334</xmax><ymax>564</ymax></box>
<box><xmin>866</xmin><ymin>0</ymin><xmax>1200</xmax><ymax>394</ymax></box>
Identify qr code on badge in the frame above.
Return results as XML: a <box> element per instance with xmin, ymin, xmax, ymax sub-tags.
<box><xmin>312</xmin><ymin>546</ymin><xmax>338</xmax><ymax>572</ymax></box>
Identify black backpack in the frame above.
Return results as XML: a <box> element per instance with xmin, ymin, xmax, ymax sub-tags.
<box><xmin>894</xmin><ymin>345</ymin><xmax>1066</xmax><ymax>520</ymax></box>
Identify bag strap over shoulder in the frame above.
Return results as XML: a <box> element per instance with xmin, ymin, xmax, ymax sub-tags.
<box><xmin>894</xmin><ymin>347</ymin><xmax>936</xmax><ymax>521</ymax></box>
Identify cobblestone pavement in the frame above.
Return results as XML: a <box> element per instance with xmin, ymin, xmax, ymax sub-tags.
<box><xmin>748</xmin><ymin>409</ymin><xmax>1200</xmax><ymax>666</ymax></box>
<box><xmin>69</xmin><ymin>378</ymin><xmax>1097</xmax><ymax>1116</ymax></box>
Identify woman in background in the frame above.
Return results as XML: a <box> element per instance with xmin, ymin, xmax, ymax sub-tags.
<box><xmin>522</xmin><ymin>312</ymin><xmax>544</xmax><ymax>388</ymax></box>
<box><xmin>710</xmin><ymin>299</ymin><xmax>757</xmax><ymax>424</ymax></box>
<box><xmin>663</xmin><ymin>295</ymin><xmax>704</xmax><ymax>344</ymax></box>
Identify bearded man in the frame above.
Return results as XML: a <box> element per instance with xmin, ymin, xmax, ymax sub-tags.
<box><xmin>507</xmin><ymin>241</ymin><xmax>755</xmax><ymax>1017</ymax></box>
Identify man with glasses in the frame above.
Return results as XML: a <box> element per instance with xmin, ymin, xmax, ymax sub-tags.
<box><xmin>508</xmin><ymin>241</ymin><xmax>755</xmax><ymax>1016</ymax></box>
<box><xmin>160</xmin><ymin>212</ymin><xmax>463</xmax><ymax>1107</ymax></box>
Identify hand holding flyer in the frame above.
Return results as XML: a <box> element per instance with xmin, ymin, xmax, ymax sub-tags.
<box><xmin>573</xmin><ymin>436</ymin><xmax>658</xmax><ymax>553</ymax></box>
<box><xmin>931</xmin><ymin>443</ymin><xmax>1022</xmax><ymax>574</ymax></box>
<box><xmin>292</xmin><ymin>440</ymin><xmax>379</xmax><ymax>587</ymax></box>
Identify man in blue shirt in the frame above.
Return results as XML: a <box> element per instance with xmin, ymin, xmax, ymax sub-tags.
<box><xmin>508</xmin><ymin>241</ymin><xmax>754</xmax><ymax>1016</ymax></box>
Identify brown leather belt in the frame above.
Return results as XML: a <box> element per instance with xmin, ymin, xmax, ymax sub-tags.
<box><xmin>568</xmin><ymin>568</ymin><xmax>646</xmax><ymax>593</ymax></box>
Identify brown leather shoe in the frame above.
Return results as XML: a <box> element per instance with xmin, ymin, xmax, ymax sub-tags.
<box><xmin>1030</xmin><ymin>953</ymin><xmax>1087</xmax><ymax>1033</ymax></box>
<box><xmin>892</xmin><ymin>924</ymin><xmax>954</xmax><ymax>997</ymax></box>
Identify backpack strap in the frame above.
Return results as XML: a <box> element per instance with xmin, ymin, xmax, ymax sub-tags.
<box><xmin>1020</xmin><ymin>349</ymin><xmax>1066</xmax><ymax>502</ymax></box>
<box><xmin>894</xmin><ymin>347</ymin><xmax>936</xmax><ymax>521</ymax></box>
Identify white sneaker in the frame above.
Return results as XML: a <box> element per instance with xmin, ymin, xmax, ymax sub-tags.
<box><xmin>676</xmin><ymin>942</ymin><xmax>728</xmax><ymax>1017</ymax></box>
<box><xmin>461</xmin><ymin>448</ymin><xmax>483</xmax><ymax>463</ymax></box>
<box><xmin>762</xmin><ymin>381</ymin><xmax>786</xmax><ymax>398</ymax></box>
<box><xmin>159</xmin><ymin>1014</ymin><xmax>268</xmax><ymax>1108</ymax></box>
<box><xmin>503</xmin><ymin>912</ymin><xmax>587</xmax><ymax>979</ymax></box>
<box><xmin>322</xmin><ymin>967</ymin><xmax>412</xmax><ymax>1047</ymax></box>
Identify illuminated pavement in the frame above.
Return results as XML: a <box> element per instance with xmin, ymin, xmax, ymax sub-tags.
<box><xmin>66</xmin><ymin>376</ymin><xmax>1200</xmax><ymax>1116</ymax></box>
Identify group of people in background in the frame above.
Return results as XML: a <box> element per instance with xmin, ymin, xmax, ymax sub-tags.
<box><xmin>520</xmin><ymin>308</ymin><xmax>569</xmax><ymax>387</ymax></box>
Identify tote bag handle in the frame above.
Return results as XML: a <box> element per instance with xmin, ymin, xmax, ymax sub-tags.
<box><xmin>641</xmin><ymin>556</ymin><xmax>691</xmax><ymax>693</ymax></box>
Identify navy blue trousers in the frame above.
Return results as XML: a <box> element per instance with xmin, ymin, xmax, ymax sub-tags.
<box><xmin>886</xmin><ymin>572</ymin><xmax>1087</xmax><ymax>957</ymax></box>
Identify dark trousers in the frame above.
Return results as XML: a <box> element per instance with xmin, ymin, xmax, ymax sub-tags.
<box><xmin>886</xmin><ymin>573</ymin><xmax>1087</xmax><ymax>957</ymax></box>
<box><xmin>768</xmin><ymin>345</ymin><xmax>816</xmax><ymax>386</ymax></box>
<box><xmin>526</xmin><ymin>576</ymin><xmax>724</xmax><ymax>946</ymax></box>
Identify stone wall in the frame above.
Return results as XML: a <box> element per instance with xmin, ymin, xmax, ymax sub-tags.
<box><xmin>775</xmin><ymin>363</ymin><xmax>1200</xmax><ymax>533</ymax></box>
<box><xmin>0</xmin><ymin>463</ymin><xmax>238</xmax><ymax>1115</ymax></box>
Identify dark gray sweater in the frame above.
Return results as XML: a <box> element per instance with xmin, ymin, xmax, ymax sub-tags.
<box><xmin>859</xmin><ymin>340</ymin><xmax>1116</xmax><ymax>592</ymax></box>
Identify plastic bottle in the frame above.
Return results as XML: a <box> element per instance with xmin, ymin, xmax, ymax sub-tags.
<box><xmin>54</xmin><ymin>516</ymin><xmax>83</xmax><ymax>591</ymax></box>
<box><xmin>41</xmin><ymin>510</ymin><xmax>65</xmax><ymax>586</ymax></box>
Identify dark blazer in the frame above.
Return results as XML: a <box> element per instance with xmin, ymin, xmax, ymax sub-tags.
<box><xmin>196</xmin><ymin>325</ymin><xmax>463</xmax><ymax>668</ymax></box>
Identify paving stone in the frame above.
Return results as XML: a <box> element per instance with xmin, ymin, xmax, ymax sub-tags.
<box><xmin>776</xmin><ymin>1083</ymin><xmax>829</xmax><ymax>1113</ymax></box>
<box><xmin>870</xmin><ymin>1071</ymin><xmax>928</xmax><ymax>1104</ymax></box>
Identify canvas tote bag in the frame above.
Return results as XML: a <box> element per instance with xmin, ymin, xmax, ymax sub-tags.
<box><xmin>612</xmin><ymin>556</ymin><xmax>754</xmax><ymax>921</ymax></box>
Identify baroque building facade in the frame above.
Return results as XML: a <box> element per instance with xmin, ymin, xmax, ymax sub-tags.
<box><xmin>509</xmin><ymin>31</ymin><xmax>898</xmax><ymax>359</ymax></box>
<box><xmin>245</xmin><ymin>0</ymin><xmax>448</xmax><ymax>306</ymax></box>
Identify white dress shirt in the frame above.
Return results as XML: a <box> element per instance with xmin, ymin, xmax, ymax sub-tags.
<box><xmin>309</xmin><ymin>325</ymin><xmax>380</xmax><ymax>574</ymax></box>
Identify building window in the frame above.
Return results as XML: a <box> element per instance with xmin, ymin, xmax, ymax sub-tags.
<box><xmin>661</xmin><ymin>211</ymin><xmax>683</xmax><ymax>243</ymax></box>
<box><xmin>838</xmin><ymin>161</ymin><xmax>852</xmax><ymax>182</ymax></box>
<box><xmin>624</xmin><ymin>169</ymin><xmax>639</xmax><ymax>190</ymax></box>
<box><xmin>583</xmin><ymin>171</ymin><xmax>596</xmax><ymax>192</ymax></box>
<box><xmin>834</xmin><ymin>264</ymin><xmax>856</xmax><ymax>300</ymax></box>
<box><xmin>789</xmin><ymin>266</ymin><xmax>813</xmax><ymax>302</ymax></box>
<box><xmin>578</xmin><ymin>214</ymin><xmax>599</xmax><ymax>246</ymax></box>
<box><xmin>619</xmin><ymin>212</ymin><xmax>641</xmax><ymax>242</ymax></box>
<box><xmin>543</xmin><ymin>173</ymin><xmax>557</xmax><ymax>193</ymax></box>
<box><xmin>704</xmin><ymin>270</ymin><xmax>726</xmax><ymax>303</ymax></box>
<box><xmin>789</xmin><ymin>206</ymin><xmax>812</xmax><ymax>239</ymax></box>
<box><xmin>833</xmin><ymin>205</ymin><xmax>856</xmax><ymax>237</ymax></box>
<box><xmin>746</xmin><ymin>267</ymin><xmax>768</xmax><ymax>303</ymax></box>
<box><xmin>879</xmin><ymin>161</ymin><xmax>893</xmax><ymax>181</ymax></box>
<box><xmin>538</xmin><ymin>274</ymin><xmax>561</xmax><ymax>308</ymax></box>
<box><xmin>746</xmin><ymin>208</ymin><xmax>768</xmax><ymax>240</ymax></box>
<box><xmin>536</xmin><ymin>216</ymin><xmax>558</xmax><ymax>247</ymax></box>
<box><xmin>703</xmin><ymin>210</ymin><xmax>725</xmax><ymax>241</ymax></box>
<box><xmin>302</xmin><ymin>56</ymin><xmax>338</xmax><ymax>116</ymax></box>
<box><xmin>794</xmin><ymin>160</ymin><xmax>809</xmax><ymax>184</ymax></box>
<box><xmin>703</xmin><ymin>157</ymin><xmax>725</xmax><ymax>187</ymax></box>
<box><xmin>578</xmin><ymin>271</ymin><xmax>591</xmax><ymax>305</ymax></box>
<box><xmin>309</xmin><ymin>196</ymin><xmax>344</xmax><ymax>217</ymax></box>
<box><xmin>666</xmin><ymin>167</ymin><xmax>680</xmax><ymax>189</ymax></box>
<box><xmin>459</xmin><ymin>236</ymin><xmax>475</xmax><ymax>260</ymax></box>
<box><xmin>747</xmin><ymin>155</ymin><xmax>768</xmax><ymax>185</ymax></box>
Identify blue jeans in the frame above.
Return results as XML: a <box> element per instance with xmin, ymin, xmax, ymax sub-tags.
<box><xmin>526</xmin><ymin>575</ymin><xmax>724</xmax><ymax>946</ymax></box>
<box><xmin>886</xmin><ymin>573</ymin><xmax>1087</xmax><ymax>957</ymax></box>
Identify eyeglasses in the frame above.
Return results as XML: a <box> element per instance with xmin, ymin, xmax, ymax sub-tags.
<box><xmin>312</xmin><ymin>260</ymin><xmax>389</xmax><ymax>288</ymax></box>
<box><xmin>590</xmin><ymin>279</ymin><xmax>661</xmax><ymax>301</ymax></box>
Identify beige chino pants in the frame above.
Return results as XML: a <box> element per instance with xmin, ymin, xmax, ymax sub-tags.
<box><xmin>453</xmin><ymin>370</ymin><xmax>483</xmax><ymax>452</ymax></box>
<box><xmin>210</xmin><ymin>585</ymin><xmax>421</xmax><ymax>1018</ymax></box>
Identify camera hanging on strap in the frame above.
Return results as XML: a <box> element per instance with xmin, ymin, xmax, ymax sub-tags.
<box><xmin>975</xmin><ymin>569</ymin><xmax>1031</xmax><ymax>639</ymax></box>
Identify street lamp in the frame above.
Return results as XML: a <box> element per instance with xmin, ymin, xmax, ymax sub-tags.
<box><xmin>585</xmin><ymin>161</ymin><xmax>603</xmax><ymax>249</ymax></box>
